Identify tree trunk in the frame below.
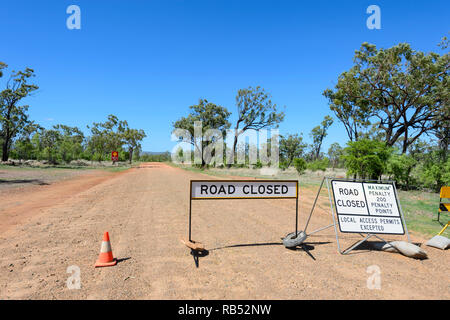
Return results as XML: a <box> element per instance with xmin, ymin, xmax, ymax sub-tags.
<box><xmin>402</xmin><ymin>124</ymin><xmax>409</xmax><ymax>154</ymax></box>
<box><xmin>440</xmin><ymin>126</ymin><xmax>449</xmax><ymax>161</ymax></box>
<box><xmin>227</xmin><ymin>119</ymin><xmax>243</xmax><ymax>168</ymax></box>
<box><xmin>1</xmin><ymin>132</ymin><xmax>11</xmax><ymax>162</ymax></box>
<box><xmin>228</xmin><ymin>132</ymin><xmax>239</xmax><ymax>168</ymax></box>
<box><xmin>2</xmin><ymin>141</ymin><xmax>8</xmax><ymax>161</ymax></box>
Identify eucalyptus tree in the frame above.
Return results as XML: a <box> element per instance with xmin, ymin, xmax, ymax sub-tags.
<box><xmin>0</xmin><ymin>66</ymin><xmax>39</xmax><ymax>161</ymax></box>
<box><xmin>309</xmin><ymin>115</ymin><xmax>334</xmax><ymax>160</ymax></box>
<box><xmin>229</xmin><ymin>86</ymin><xmax>284</xmax><ymax>166</ymax></box>
<box><xmin>324</xmin><ymin>40</ymin><xmax>449</xmax><ymax>153</ymax></box>
<box><xmin>173</xmin><ymin>99</ymin><xmax>231</xmax><ymax>167</ymax></box>
<box><xmin>279</xmin><ymin>133</ymin><xmax>307</xmax><ymax>167</ymax></box>
<box><xmin>123</xmin><ymin>127</ymin><xmax>146</xmax><ymax>164</ymax></box>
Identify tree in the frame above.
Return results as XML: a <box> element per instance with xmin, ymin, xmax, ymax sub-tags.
<box><xmin>10</xmin><ymin>122</ymin><xmax>41</xmax><ymax>160</ymax></box>
<box><xmin>343</xmin><ymin>139</ymin><xmax>392</xmax><ymax>180</ymax></box>
<box><xmin>0</xmin><ymin>62</ymin><xmax>6</xmax><ymax>78</ymax></box>
<box><xmin>53</xmin><ymin>124</ymin><xmax>85</xmax><ymax>163</ymax></box>
<box><xmin>279</xmin><ymin>133</ymin><xmax>307</xmax><ymax>167</ymax></box>
<box><xmin>430</xmin><ymin>38</ymin><xmax>450</xmax><ymax>161</ymax></box>
<box><xmin>323</xmin><ymin>86</ymin><xmax>371</xmax><ymax>142</ymax></box>
<box><xmin>40</xmin><ymin>128</ymin><xmax>62</xmax><ymax>164</ymax></box>
<box><xmin>229</xmin><ymin>86</ymin><xmax>284</xmax><ymax>166</ymax></box>
<box><xmin>123</xmin><ymin>127</ymin><xmax>146</xmax><ymax>164</ymax></box>
<box><xmin>431</xmin><ymin>33</ymin><xmax>449</xmax><ymax>161</ymax></box>
<box><xmin>387</xmin><ymin>153</ymin><xmax>417</xmax><ymax>190</ymax></box>
<box><xmin>307</xmin><ymin>158</ymin><xmax>329</xmax><ymax>172</ymax></box>
<box><xmin>328</xmin><ymin>142</ymin><xmax>343</xmax><ymax>169</ymax></box>
<box><xmin>431</xmin><ymin>119</ymin><xmax>449</xmax><ymax>162</ymax></box>
<box><xmin>324</xmin><ymin>41</ymin><xmax>449</xmax><ymax>153</ymax></box>
<box><xmin>87</xmin><ymin>114</ymin><xmax>127</xmax><ymax>161</ymax></box>
<box><xmin>173</xmin><ymin>99</ymin><xmax>231</xmax><ymax>167</ymax></box>
<box><xmin>0</xmin><ymin>67</ymin><xmax>39</xmax><ymax>161</ymax></box>
<box><xmin>309</xmin><ymin>115</ymin><xmax>334</xmax><ymax>160</ymax></box>
<box><xmin>293</xmin><ymin>158</ymin><xmax>307</xmax><ymax>175</ymax></box>
<box><xmin>415</xmin><ymin>151</ymin><xmax>450</xmax><ymax>192</ymax></box>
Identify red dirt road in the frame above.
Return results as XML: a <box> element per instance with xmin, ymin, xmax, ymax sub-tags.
<box><xmin>0</xmin><ymin>163</ymin><xmax>448</xmax><ymax>299</ymax></box>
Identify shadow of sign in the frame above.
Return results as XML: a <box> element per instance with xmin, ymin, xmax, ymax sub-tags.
<box><xmin>204</xmin><ymin>240</ymin><xmax>332</xmax><ymax>264</ymax></box>
<box><xmin>285</xmin><ymin>241</ymin><xmax>332</xmax><ymax>261</ymax></box>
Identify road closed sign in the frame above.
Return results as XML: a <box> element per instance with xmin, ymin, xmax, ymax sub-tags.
<box><xmin>191</xmin><ymin>180</ymin><xmax>298</xmax><ymax>199</ymax></box>
<box><xmin>331</xmin><ymin>180</ymin><xmax>404</xmax><ymax>235</ymax></box>
<box><xmin>186</xmin><ymin>179</ymin><xmax>299</xmax><ymax>249</ymax></box>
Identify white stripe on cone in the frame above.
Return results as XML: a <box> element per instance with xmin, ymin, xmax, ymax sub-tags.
<box><xmin>100</xmin><ymin>241</ymin><xmax>112</xmax><ymax>253</ymax></box>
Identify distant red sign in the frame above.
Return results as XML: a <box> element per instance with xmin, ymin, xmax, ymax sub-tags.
<box><xmin>111</xmin><ymin>151</ymin><xmax>119</xmax><ymax>161</ymax></box>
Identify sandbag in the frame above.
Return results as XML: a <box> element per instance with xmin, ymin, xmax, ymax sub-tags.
<box><xmin>425</xmin><ymin>235</ymin><xmax>450</xmax><ymax>250</ymax></box>
<box><xmin>389</xmin><ymin>241</ymin><xmax>428</xmax><ymax>259</ymax></box>
<box><xmin>370</xmin><ymin>241</ymin><xmax>398</xmax><ymax>253</ymax></box>
<box><xmin>381</xmin><ymin>242</ymin><xmax>399</xmax><ymax>253</ymax></box>
<box><xmin>370</xmin><ymin>241</ymin><xmax>427</xmax><ymax>259</ymax></box>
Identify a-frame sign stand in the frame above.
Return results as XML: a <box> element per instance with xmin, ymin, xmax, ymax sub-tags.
<box><xmin>304</xmin><ymin>177</ymin><xmax>411</xmax><ymax>255</ymax></box>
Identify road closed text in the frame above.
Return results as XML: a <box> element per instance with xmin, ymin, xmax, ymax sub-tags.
<box><xmin>336</xmin><ymin>199</ymin><xmax>366</xmax><ymax>209</ymax></box>
<box><xmin>191</xmin><ymin>181</ymin><xmax>297</xmax><ymax>199</ymax></box>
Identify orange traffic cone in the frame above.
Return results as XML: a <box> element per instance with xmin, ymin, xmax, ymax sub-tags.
<box><xmin>95</xmin><ymin>231</ymin><xmax>117</xmax><ymax>268</ymax></box>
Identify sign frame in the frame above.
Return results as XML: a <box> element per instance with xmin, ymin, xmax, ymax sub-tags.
<box><xmin>302</xmin><ymin>177</ymin><xmax>410</xmax><ymax>255</ymax></box>
<box><xmin>188</xmin><ymin>179</ymin><xmax>299</xmax><ymax>244</ymax></box>
<box><xmin>330</xmin><ymin>180</ymin><xmax>405</xmax><ymax>236</ymax></box>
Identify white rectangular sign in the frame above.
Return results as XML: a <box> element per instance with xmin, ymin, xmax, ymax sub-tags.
<box><xmin>191</xmin><ymin>180</ymin><xmax>298</xmax><ymax>199</ymax></box>
<box><xmin>363</xmin><ymin>183</ymin><xmax>400</xmax><ymax>217</ymax></box>
<box><xmin>331</xmin><ymin>180</ymin><xmax>404</xmax><ymax>235</ymax></box>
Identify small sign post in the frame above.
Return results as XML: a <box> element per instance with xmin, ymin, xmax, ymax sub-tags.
<box><xmin>186</xmin><ymin>180</ymin><xmax>299</xmax><ymax>250</ymax></box>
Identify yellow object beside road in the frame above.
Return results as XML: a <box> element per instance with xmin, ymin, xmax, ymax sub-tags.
<box><xmin>437</xmin><ymin>222</ymin><xmax>449</xmax><ymax>236</ymax></box>
<box><xmin>438</xmin><ymin>186</ymin><xmax>450</xmax><ymax>222</ymax></box>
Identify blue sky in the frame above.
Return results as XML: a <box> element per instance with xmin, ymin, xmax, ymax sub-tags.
<box><xmin>1</xmin><ymin>0</ymin><xmax>448</xmax><ymax>152</ymax></box>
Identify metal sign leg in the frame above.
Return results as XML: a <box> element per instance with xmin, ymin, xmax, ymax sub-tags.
<box><xmin>304</xmin><ymin>177</ymin><xmax>326</xmax><ymax>234</ymax></box>
<box><xmin>393</xmin><ymin>183</ymin><xmax>411</xmax><ymax>243</ymax></box>
<box><xmin>188</xmin><ymin>198</ymin><xmax>192</xmax><ymax>242</ymax></box>
<box><xmin>325</xmin><ymin>177</ymin><xmax>342</xmax><ymax>254</ymax></box>
<box><xmin>342</xmin><ymin>234</ymin><xmax>373</xmax><ymax>255</ymax></box>
<box><xmin>295</xmin><ymin>196</ymin><xmax>298</xmax><ymax>236</ymax></box>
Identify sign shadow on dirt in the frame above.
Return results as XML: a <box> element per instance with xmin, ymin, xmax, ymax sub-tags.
<box><xmin>190</xmin><ymin>249</ymin><xmax>209</xmax><ymax>268</ymax></box>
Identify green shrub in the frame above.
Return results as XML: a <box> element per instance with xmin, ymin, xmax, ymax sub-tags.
<box><xmin>293</xmin><ymin>158</ymin><xmax>307</xmax><ymax>174</ymax></box>
<box><xmin>343</xmin><ymin>139</ymin><xmax>391</xmax><ymax>179</ymax></box>
<box><xmin>416</xmin><ymin>157</ymin><xmax>450</xmax><ymax>192</ymax></box>
<box><xmin>387</xmin><ymin>154</ymin><xmax>417</xmax><ymax>189</ymax></box>
<box><xmin>253</xmin><ymin>160</ymin><xmax>263</xmax><ymax>169</ymax></box>
<box><xmin>279</xmin><ymin>160</ymin><xmax>289</xmax><ymax>171</ymax></box>
<box><xmin>307</xmin><ymin>158</ymin><xmax>329</xmax><ymax>172</ymax></box>
<box><xmin>443</xmin><ymin>159</ymin><xmax>450</xmax><ymax>185</ymax></box>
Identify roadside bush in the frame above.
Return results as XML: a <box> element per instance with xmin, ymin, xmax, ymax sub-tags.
<box><xmin>253</xmin><ymin>160</ymin><xmax>263</xmax><ymax>169</ymax></box>
<box><xmin>387</xmin><ymin>154</ymin><xmax>417</xmax><ymax>189</ymax></box>
<box><xmin>415</xmin><ymin>156</ymin><xmax>450</xmax><ymax>192</ymax></box>
<box><xmin>293</xmin><ymin>158</ymin><xmax>307</xmax><ymax>174</ymax></box>
<box><xmin>343</xmin><ymin>139</ymin><xmax>391</xmax><ymax>180</ymax></box>
<box><xmin>307</xmin><ymin>158</ymin><xmax>329</xmax><ymax>172</ymax></box>
<box><xmin>279</xmin><ymin>160</ymin><xmax>289</xmax><ymax>171</ymax></box>
<box><xmin>443</xmin><ymin>160</ymin><xmax>450</xmax><ymax>185</ymax></box>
